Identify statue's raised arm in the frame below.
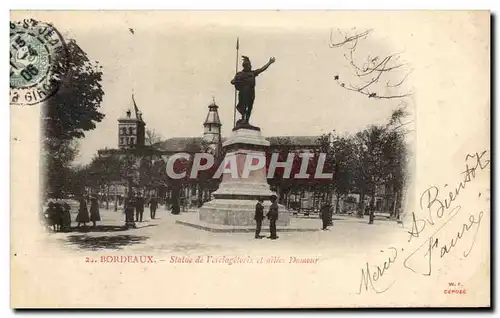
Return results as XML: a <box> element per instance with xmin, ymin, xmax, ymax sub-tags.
<box><xmin>253</xmin><ymin>56</ymin><xmax>276</xmax><ymax>76</ymax></box>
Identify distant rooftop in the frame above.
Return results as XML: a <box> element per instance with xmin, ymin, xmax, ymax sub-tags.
<box><xmin>118</xmin><ymin>94</ymin><xmax>145</xmax><ymax>122</ymax></box>
<box><xmin>203</xmin><ymin>102</ymin><xmax>222</xmax><ymax>126</ymax></box>
<box><xmin>153</xmin><ymin>135</ymin><xmax>321</xmax><ymax>152</ymax></box>
<box><xmin>266</xmin><ymin>136</ymin><xmax>321</xmax><ymax>146</ymax></box>
<box><xmin>153</xmin><ymin>137</ymin><xmax>204</xmax><ymax>152</ymax></box>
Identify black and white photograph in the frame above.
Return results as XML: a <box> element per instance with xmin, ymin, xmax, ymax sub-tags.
<box><xmin>10</xmin><ymin>11</ymin><xmax>490</xmax><ymax>308</ymax></box>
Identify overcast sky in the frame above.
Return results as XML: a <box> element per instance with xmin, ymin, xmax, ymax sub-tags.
<box><xmin>22</xmin><ymin>12</ymin><xmax>415</xmax><ymax>164</ymax></box>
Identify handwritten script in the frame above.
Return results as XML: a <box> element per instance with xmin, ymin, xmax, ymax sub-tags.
<box><xmin>358</xmin><ymin>151</ymin><xmax>489</xmax><ymax>294</ymax></box>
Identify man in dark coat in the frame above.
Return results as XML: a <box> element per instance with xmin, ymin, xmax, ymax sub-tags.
<box><xmin>124</xmin><ymin>193</ymin><xmax>136</xmax><ymax>228</ymax></box>
<box><xmin>135</xmin><ymin>193</ymin><xmax>145</xmax><ymax>222</ymax></box>
<box><xmin>61</xmin><ymin>201</ymin><xmax>72</xmax><ymax>232</ymax></box>
<box><xmin>320</xmin><ymin>204</ymin><xmax>331</xmax><ymax>230</ymax></box>
<box><xmin>52</xmin><ymin>202</ymin><xmax>63</xmax><ymax>232</ymax></box>
<box><xmin>254</xmin><ymin>198</ymin><xmax>264</xmax><ymax>239</ymax></box>
<box><xmin>149</xmin><ymin>197</ymin><xmax>158</xmax><ymax>220</ymax></box>
<box><xmin>90</xmin><ymin>196</ymin><xmax>101</xmax><ymax>227</ymax></box>
<box><xmin>266</xmin><ymin>195</ymin><xmax>279</xmax><ymax>240</ymax></box>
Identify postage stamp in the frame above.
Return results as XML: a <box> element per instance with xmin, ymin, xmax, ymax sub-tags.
<box><xmin>10</xmin><ymin>19</ymin><xmax>68</xmax><ymax>106</ymax></box>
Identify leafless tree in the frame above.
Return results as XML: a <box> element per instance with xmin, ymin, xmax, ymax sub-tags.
<box><xmin>330</xmin><ymin>28</ymin><xmax>413</xmax><ymax>100</ymax></box>
<box><xmin>385</xmin><ymin>101</ymin><xmax>414</xmax><ymax>134</ymax></box>
<box><xmin>145</xmin><ymin>128</ymin><xmax>162</xmax><ymax>146</ymax></box>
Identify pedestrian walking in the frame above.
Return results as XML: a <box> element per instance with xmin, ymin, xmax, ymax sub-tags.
<box><xmin>135</xmin><ymin>193</ymin><xmax>145</xmax><ymax>222</ymax></box>
<box><xmin>90</xmin><ymin>196</ymin><xmax>101</xmax><ymax>227</ymax></box>
<box><xmin>266</xmin><ymin>195</ymin><xmax>279</xmax><ymax>240</ymax></box>
<box><xmin>254</xmin><ymin>198</ymin><xmax>264</xmax><ymax>239</ymax></box>
<box><xmin>124</xmin><ymin>193</ymin><xmax>136</xmax><ymax>228</ymax></box>
<box><xmin>52</xmin><ymin>202</ymin><xmax>64</xmax><ymax>232</ymax></box>
<box><xmin>368</xmin><ymin>200</ymin><xmax>376</xmax><ymax>224</ymax></box>
<box><xmin>61</xmin><ymin>201</ymin><xmax>72</xmax><ymax>232</ymax></box>
<box><xmin>149</xmin><ymin>196</ymin><xmax>158</xmax><ymax>219</ymax></box>
<box><xmin>76</xmin><ymin>196</ymin><xmax>90</xmax><ymax>227</ymax></box>
<box><xmin>320</xmin><ymin>203</ymin><xmax>331</xmax><ymax>230</ymax></box>
<box><xmin>43</xmin><ymin>202</ymin><xmax>55</xmax><ymax>231</ymax></box>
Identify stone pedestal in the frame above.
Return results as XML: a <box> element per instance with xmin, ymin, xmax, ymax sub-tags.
<box><xmin>199</xmin><ymin>128</ymin><xmax>290</xmax><ymax>226</ymax></box>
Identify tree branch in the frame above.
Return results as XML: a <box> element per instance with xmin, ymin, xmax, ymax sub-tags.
<box><xmin>329</xmin><ymin>28</ymin><xmax>373</xmax><ymax>48</ymax></box>
<box><xmin>332</xmin><ymin>29</ymin><xmax>413</xmax><ymax>100</ymax></box>
<box><xmin>335</xmin><ymin>78</ymin><xmax>412</xmax><ymax>99</ymax></box>
<box><xmin>386</xmin><ymin>70</ymin><xmax>412</xmax><ymax>88</ymax></box>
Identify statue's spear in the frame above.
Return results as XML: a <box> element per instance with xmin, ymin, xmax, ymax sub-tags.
<box><xmin>233</xmin><ymin>37</ymin><xmax>239</xmax><ymax>128</ymax></box>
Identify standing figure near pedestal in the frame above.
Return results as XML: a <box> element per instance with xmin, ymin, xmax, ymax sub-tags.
<box><xmin>198</xmin><ymin>49</ymin><xmax>289</xmax><ymax>228</ymax></box>
<box><xmin>267</xmin><ymin>195</ymin><xmax>279</xmax><ymax>240</ymax></box>
<box><xmin>231</xmin><ymin>56</ymin><xmax>275</xmax><ymax>126</ymax></box>
<box><xmin>254</xmin><ymin>198</ymin><xmax>264</xmax><ymax>239</ymax></box>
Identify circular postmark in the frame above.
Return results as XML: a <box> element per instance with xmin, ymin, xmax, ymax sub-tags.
<box><xmin>10</xmin><ymin>19</ymin><xmax>68</xmax><ymax>106</ymax></box>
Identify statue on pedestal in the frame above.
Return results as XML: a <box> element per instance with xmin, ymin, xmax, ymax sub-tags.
<box><xmin>198</xmin><ymin>52</ymin><xmax>289</xmax><ymax>227</ymax></box>
<box><xmin>231</xmin><ymin>56</ymin><xmax>275</xmax><ymax>129</ymax></box>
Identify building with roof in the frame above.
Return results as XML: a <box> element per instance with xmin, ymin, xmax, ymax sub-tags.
<box><xmin>96</xmin><ymin>97</ymin><xmax>327</xmax><ymax>211</ymax></box>
<box><xmin>94</xmin><ymin>96</ymin><xmax>397</xmax><ymax>216</ymax></box>
<box><xmin>117</xmin><ymin>95</ymin><xmax>146</xmax><ymax>150</ymax></box>
<box><xmin>153</xmin><ymin>135</ymin><xmax>321</xmax><ymax>154</ymax></box>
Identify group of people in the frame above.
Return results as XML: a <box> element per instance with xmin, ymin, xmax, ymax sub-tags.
<box><xmin>253</xmin><ymin>196</ymin><xmax>333</xmax><ymax>239</ymax></box>
<box><xmin>43</xmin><ymin>201</ymin><xmax>72</xmax><ymax>232</ymax></box>
<box><xmin>76</xmin><ymin>195</ymin><xmax>101</xmax><ymax>228</ymax></box>
<box><xmin>42</xmin><ymin>195</ymin><xmax>102</xmax><ymax>232</ymax></box>
<box><xmin>45</xmin><ymin>192</ymin><xmax>331</xmax><ymax>235</ymax></box>
<box><xmin>254</xmin><ymin>195</ymin><xmax>279</xmax><ymax>240</ymax></box>
<box><xmin>123</xmin><ymin>193</ymin><xmax>159</xmax><ymax>228</ymax></box>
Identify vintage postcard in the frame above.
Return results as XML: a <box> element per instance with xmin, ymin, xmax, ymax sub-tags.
<box><xmin>10</xmin><ymin>11</ymin><xmax>490</xmax><ymax>308</ymax></box>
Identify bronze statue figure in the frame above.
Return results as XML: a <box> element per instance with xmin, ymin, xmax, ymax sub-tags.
<box><xmin>231</xmin><ymin>56</ymin><xmax>275</xmax><ymax>127</ymax></box>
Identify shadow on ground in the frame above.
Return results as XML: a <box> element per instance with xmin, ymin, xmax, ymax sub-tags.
<box><xmin>71</xmin><ymin>225</ymin><xmax>129</xmax><ymax>233</ymax></box>
<box><xmin>292</xmin><ymin>215</ymin><xmax>344</xmax><ymax>220</ymax></box>
<box><xmin>136</xmin><ymin>224</ymin><xmax>158</xmax><ymax>229</ymax></box>
<box><xmin>65</xmin><ymin>234</ymin><xmax>149</xmax><ymax>250</ymax></box>
<box><xmin>69</xmin><ymin>224</ymin><xmax>158</xmax><ymax>233</ymax></box>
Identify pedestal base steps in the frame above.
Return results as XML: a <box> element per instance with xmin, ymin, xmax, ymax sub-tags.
<box><xmin>199</xmin><ymin>199</ymin><xmax>289</xmax><ymax>226</ymax></box>
<box><xmin>177</xmin><ymin>212</ymin><xmax>319</xmax><ymax>233</ymax></box>
<box><xmin>198</xmin><ymin>127</ymin><xmax>293</xmax><ymax>227</ymax></box>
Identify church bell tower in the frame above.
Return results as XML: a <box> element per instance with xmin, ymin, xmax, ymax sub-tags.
<box><xmin>118</xmin><ymin>94</ymin><xmax>146</xmax><ymax>149</ymax></box>
<box><xmin>203</xmin><ymin>99</ymin><xmax>222</xmax><ymax>157</ymax></box>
